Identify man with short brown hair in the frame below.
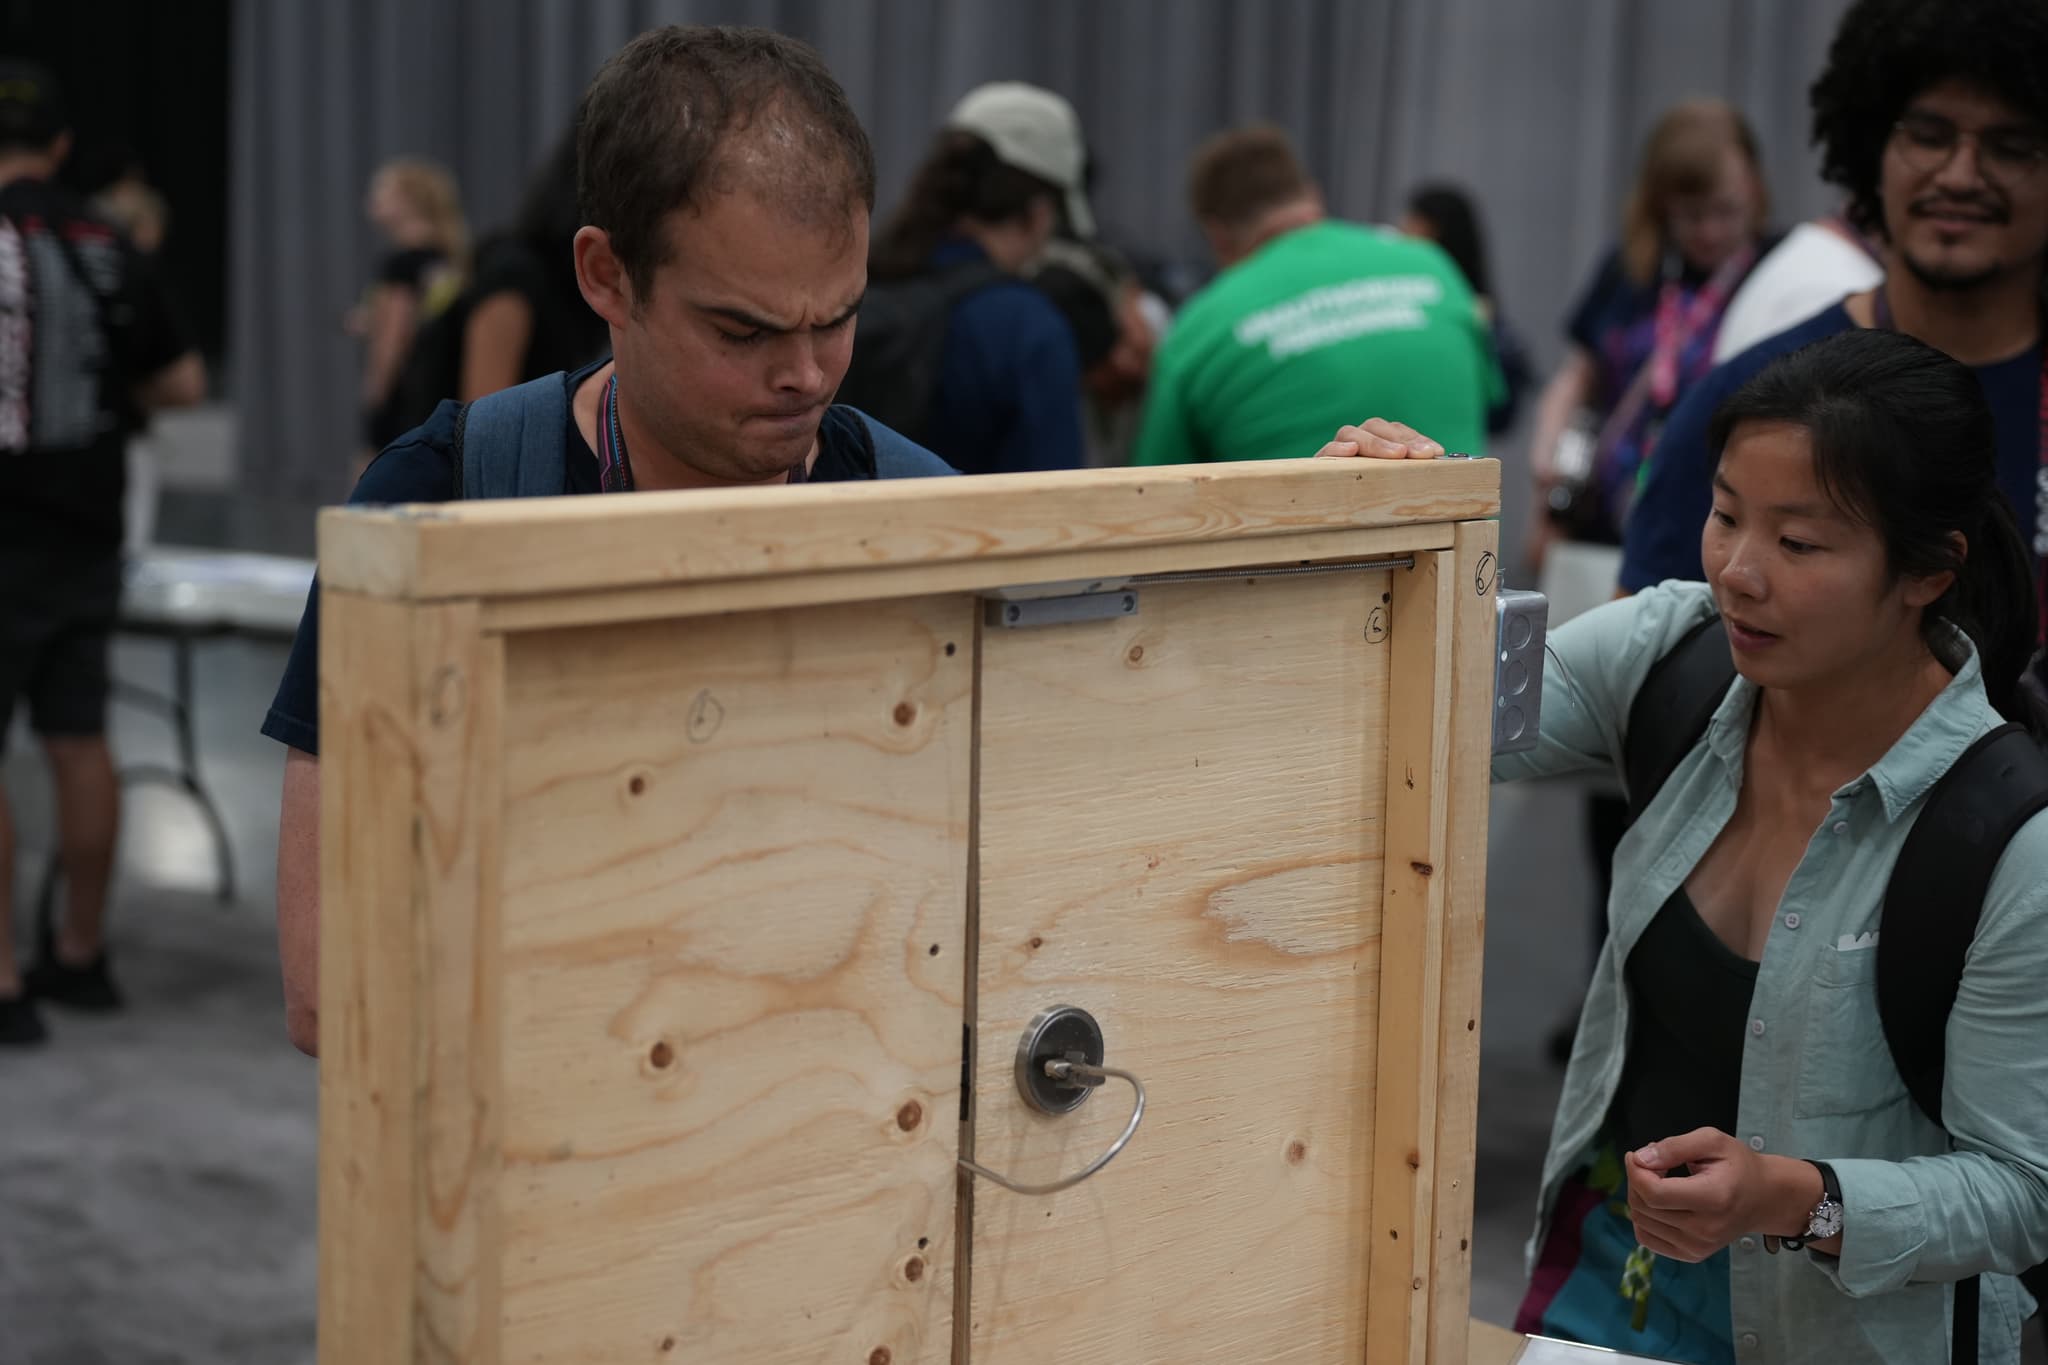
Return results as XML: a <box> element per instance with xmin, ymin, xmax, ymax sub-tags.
<box><xmin>263</xmin><ymin>25</ymin><xmax>954</xmax><ymax>1056</ymax></box>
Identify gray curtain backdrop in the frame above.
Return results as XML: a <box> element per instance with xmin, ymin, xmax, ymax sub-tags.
<box><xmin>229</xmin><ymin>0</ymin><xmax>1855</xmax><ymax>506</ymax></box>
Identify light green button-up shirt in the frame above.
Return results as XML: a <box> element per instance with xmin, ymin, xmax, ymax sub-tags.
<box><xmin>1496</xmin><ymin>582</ymin><xmax>2048</xmax><ymax>1365</ymax></box>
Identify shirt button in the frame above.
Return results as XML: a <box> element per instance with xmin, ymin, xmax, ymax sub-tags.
<box><xmin>1750</xmin><ymin>1018</ymin><xmax>1766</xmax><ymax>1036</ymax></box>
<box><xmin>1833</xmin><ymin>820</ymin><xmax>1849</xmax><ymax>834</ymax></box>
<box><xmin>1741</xmin><ymin>1332</ymin><xmax>1760</xmax><ymax>1350</ymax></box>
<box><xmin>1739</xmin><ymin>1235</ymin><xmax>1758</xmax><ymax>1253</ymax></box>
<box><xmin>1749</xmin><ymin>1135</ymin><xmax>1766</xmax><ymax>1151</ymax></box>
<box><xmin>1785</xmin><ymin>912</ymin><xmax>1801</xmax><ymax>929</ymax></box>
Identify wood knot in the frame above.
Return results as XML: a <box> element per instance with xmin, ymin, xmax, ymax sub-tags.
<box><xmin>1459</xmin><ymin>1238</ymin><xmax>1469</xmax><ymax>1252</ymax></box>
<box><xmin>1409</xmin><ymin>861</ymin><xmax>1434</xmax><ymax>876</ymax></box>
<box><xmin>869</xmin><ymin>1350</ymin><xmax>892</xmax><ymax>1365</ymax></box>
<box><xmin>627</xmin><ymin>772</ymin><xmax>647</xmax><ymax>797</ymax></box>
<box><xmin>1286</xmin><ymin>1140</ymin><xmax>1307</xmax><ymax>1165</ymax></box>
<box><xmin>1406</xmin><ymin>1149</ymin><xmax>1420</xmax><ymax>1170</ymax></box>
<box><xmin>428</xmin><ymin>666</ymin><xmax>465</xmax><ymax>727</ymax></box>
<box><xmin>896</xmin><ymin>1101</ymin><xmax>923</xmax><ymax>1132</ymax></box>
<box><xmin>1411</xmin><ymin>1276</ymin><xmax>1424</xmax><ymax>1291</ymax></box>
<box><xmin>660</xmin><ymin>1337</ymin><xmax>676</xmax><ymax>1353</ymax></box>
<box><xmin>893</xmin><ymin>701</ymin><xmax>917</xmax><ymax>726</ymax></box>
<box><xmin>1028</xmin><ymin>936</ymin><xmax>1043</xmax><ymax>950</ymax></box>
<box><xmin>903</xmin><ymin>1256</ymin><xmax>925</xmax><ymax>1283</ymax></box>
<box><xmin>1126</xmin><ymin>644</ymin><xmax>1145</xmax><ymax>664</ymax></box>
<box><xmin>648</xmin><ymin>1041</ymin><xmax>675</xmax><ymax>1069</ymax></box>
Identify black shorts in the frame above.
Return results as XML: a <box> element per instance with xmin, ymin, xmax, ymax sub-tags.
<box><xmin>0</xmin><ymin>551</ymin><xmax>122</xmax><ymax>756</ymax></box>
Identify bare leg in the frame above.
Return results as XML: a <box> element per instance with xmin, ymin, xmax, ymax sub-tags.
<box><xmin>41</xmin><ymin>735</ymin><xmax>118</xmax><ymax>964</ymax></box>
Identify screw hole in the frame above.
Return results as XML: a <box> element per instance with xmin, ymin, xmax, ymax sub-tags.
<box><xmin>945</xmin><ymin>642</ymin><xmax>957</xmax><ymax>656</ymax></box>
<box><xmin>928</xmin><ymin>943</ymin><xmax>940</xmax><ymax>956</ymax></box>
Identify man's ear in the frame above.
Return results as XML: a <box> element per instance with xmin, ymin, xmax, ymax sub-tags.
<box><xmin>574</xmin><ymin>225</ymin><xmax>634</xmax><ymax>328</ymax></box>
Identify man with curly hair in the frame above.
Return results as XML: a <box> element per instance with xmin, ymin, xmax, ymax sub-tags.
<box><xmin>1621</xmin><ymin>0</ymin><xmax>2048</xmax><ymax>611</ymax></box>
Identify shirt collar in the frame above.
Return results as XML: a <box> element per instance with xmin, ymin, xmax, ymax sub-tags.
<box><xmin>1862</xmin><ymin>630</ymin><xmax>1993</xmax><ymax>820</ymax></box>
<box><xmin>1701</xmin><ymin>624</ymin><xmax>1998</xmax><ymax>821</ymax></box>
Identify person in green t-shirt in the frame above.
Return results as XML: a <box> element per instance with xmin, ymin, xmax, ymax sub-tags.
<box><xmin>1132</xmin><ymin>124</ymin><xmax>1497</xmax><ymax>467</ymax></box>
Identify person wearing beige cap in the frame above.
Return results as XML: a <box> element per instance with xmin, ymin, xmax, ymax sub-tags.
<box><xmin>946</xmin><ymin>81</ymin><xmax>1096</xmax><ymax>240</ymax></box>
<box><xmin>846</xmin><ymin>81</ymin><xmax>1092</xmax><ymax>473</ymax></box>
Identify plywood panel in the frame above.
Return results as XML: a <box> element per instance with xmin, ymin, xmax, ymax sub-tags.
<box><xmin>319</xmin><ymin>594</ymin><xmax>503</xmax><ymax>1365</ymax></box>
<box><xmin>491</xmin><ymin>597</ymin><xmax>973</xmax><ymax>1365</ymax></box>
<box><xmin>969</xmin><ymin>570</ymin><xmax>1391</xmax><ymax>1364</ymax></box>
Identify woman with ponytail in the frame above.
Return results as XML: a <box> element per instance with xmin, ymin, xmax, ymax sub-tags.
<box><xmin>848</xmin><ymin>83</ymin><xmax>1090</xmax><ymax>474</ymax></box>
<box><xmin>1319</xmin><ymin>328</ymin><xmax>2048</xmax><ymax>1363</ymax></box>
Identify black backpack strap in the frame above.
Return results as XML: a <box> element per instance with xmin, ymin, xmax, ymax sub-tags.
<box><xmin>1878</xmin><ymin>722</ymin><xmax>2048</xmax><ymax>1124</ymax></box>
<box><xmin>1878</xmin><ymin>722</ymin><xmax>2048</xmax><ymax>1362</ymax></box>
<box><xmin>1621</xmin><ymin>615</ymin><xmax>1734</xmax><ymax>822</ymax></box>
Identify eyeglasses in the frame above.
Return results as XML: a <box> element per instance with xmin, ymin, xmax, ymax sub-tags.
<box><xmin>1891</xmin><ymin>111</ymin><xmax>2048</xmax><ymax>186</ymax></box>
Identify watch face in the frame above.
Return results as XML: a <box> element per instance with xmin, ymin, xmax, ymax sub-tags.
<box><xmin>1810</xmin><ymin>1197</ymin><xmax>1845</xmax><ymax>1240</ymax></box>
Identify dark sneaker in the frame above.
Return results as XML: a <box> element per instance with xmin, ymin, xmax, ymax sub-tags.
<box><xmin>24</xmin><ymin>950</ymin><xmax>124</xmax><ymax>1013</ymax></box>
<box><xmin>0</xmin><ymin>993</ymin><xmax>49</xmax><ymax>1045</ymax></box>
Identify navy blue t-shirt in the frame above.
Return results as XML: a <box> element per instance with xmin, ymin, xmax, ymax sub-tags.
<box><xmin>1620</xmin><ymin>303</ymin><xmax>2044</xmax><ymax>592</ymax></box>
<box><xmin>920</xmin><ymin>238</ymin><xmax>1087</xmax><ymax>476</ymax></box>
<box><xmin>262</xmin><ymin>361</ymin><xmax>955</xmax><ymax>756</ymax></box>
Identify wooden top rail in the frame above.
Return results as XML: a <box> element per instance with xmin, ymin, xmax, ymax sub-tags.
<box><xmin>317</xmin><ymin>456</ymin><xmax>1499</xmax><ymax>602</ymax></box>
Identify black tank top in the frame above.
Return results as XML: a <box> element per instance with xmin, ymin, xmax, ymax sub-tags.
<box><xmin>1608</xmin><ymin>884</ymin><xmax>1760</xmax><ymax>1159</ymax></box>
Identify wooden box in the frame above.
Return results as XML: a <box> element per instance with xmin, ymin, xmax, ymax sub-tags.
<box><xmin>315</xmin><ymin>456</ymin><xmax>1501</xmax><ymax>1364</ymax></box>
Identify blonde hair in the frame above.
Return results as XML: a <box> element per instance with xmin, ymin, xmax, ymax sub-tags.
<box><xmin>1621</xmin><ymin>99</ymin><xmax>1767</xmax><ymax>285</ymax></box>
<box><xmin>374</xmin><ymin>157</ymin><xmax>470</xmax><ymax>274</ymax></box>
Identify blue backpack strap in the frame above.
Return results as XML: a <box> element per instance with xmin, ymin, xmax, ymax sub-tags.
<box><xmin>840</xmin><ymin>406</ymin><xmax>959</xmax><ymax>479</ymax></box>
<box><xmin>453</xmin><ymin>373</ymin><xmax>571</xmax><ymax>500</ymax></box>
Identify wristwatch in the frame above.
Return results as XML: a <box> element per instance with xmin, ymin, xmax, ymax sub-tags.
<box><xmin>1782</xmin><ymin>1160</ymin><xmax>1845</xmax><ymax>1250</ymax></box>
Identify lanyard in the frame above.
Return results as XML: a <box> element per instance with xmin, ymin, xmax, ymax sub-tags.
<box><xmin>1646</xmin><ymin>245</ymin><xmax>1758</xmax><ymax>410</ymax></box>
<box><xmin>1872</xmin><ymin>289</ymin><xmax>2048</xmax><ymax>638</ymax></box>
<box><xmin>594</xmin><ymin>372</ymin><xmax>811</xmax><ymax>493</ymax></box>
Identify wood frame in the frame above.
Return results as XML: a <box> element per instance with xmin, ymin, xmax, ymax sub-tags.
<box><xmin>316</xmin><ymin>457</ymin><xmax>1500</xmax><ymax>1364</ymax></box>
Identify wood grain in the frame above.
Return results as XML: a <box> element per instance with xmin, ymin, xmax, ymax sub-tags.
<box><xmin>1428</xmin><ymin>522</ymin><xmax>1502</xmax><ymax>1365</ymax></box>
<box><xmin>319</xmin><ymin>457</ymin><xmax>1499</xmax><ymax>601</ymax></box>
<box><xmin>476</xmin><ymin>523</ymin><xmax>1449</xmax><ymax>635</ymax></box>
<box><xmin>318</xmin><ymin>593</ymin><xmax>503</xmax><ymax>1365</ymax></box>
<box><xmin>1367</xmin><ymin>550</ymin><xmax>1457</xmax><ymax>1365</ymax></box>
<box><xmin>491</xmin><ymin>596</ymin><xmax>973</xmax><ymax>1365</ymax></box>
<box><xmin>969</xmin><ymin>570</ymin><xmax>1391</xmax><ymax>1364</ymax></box>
